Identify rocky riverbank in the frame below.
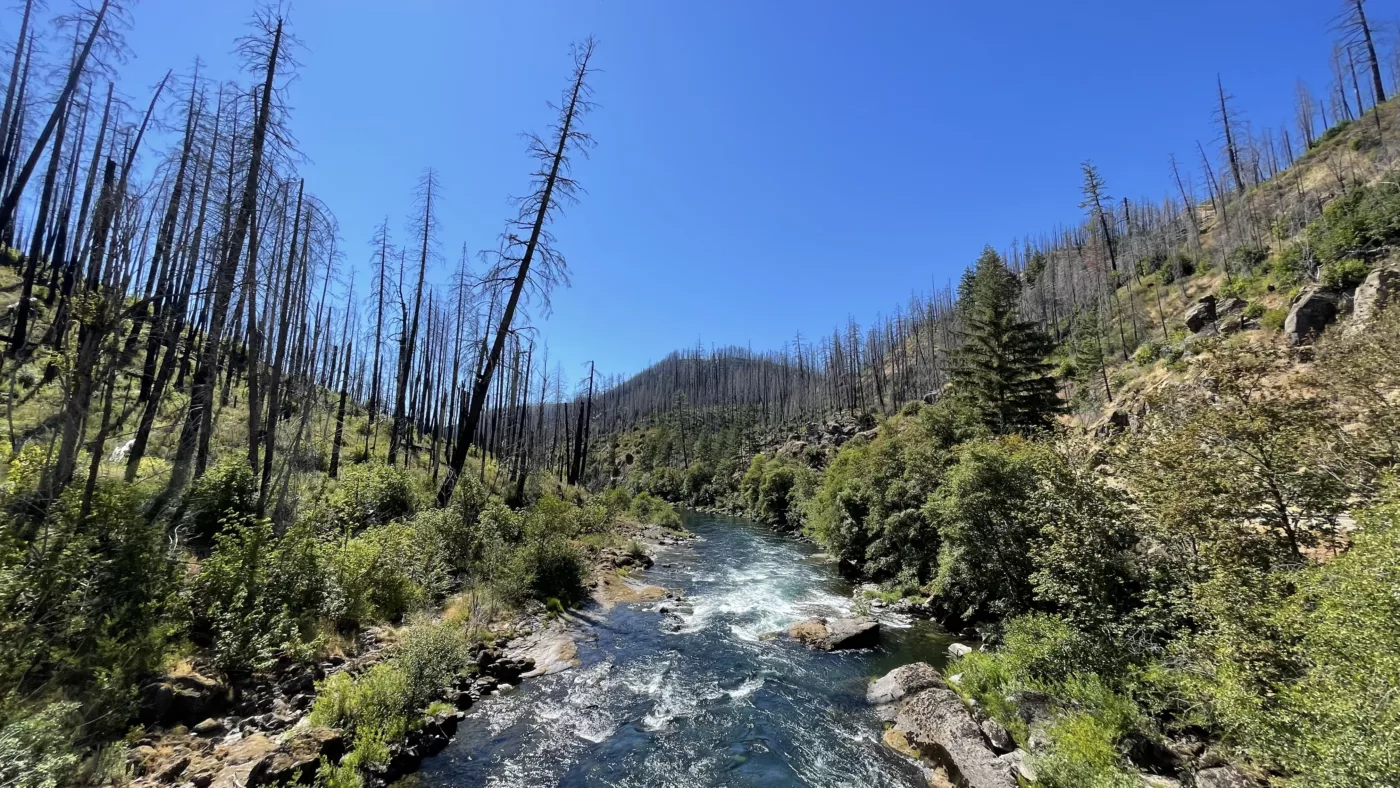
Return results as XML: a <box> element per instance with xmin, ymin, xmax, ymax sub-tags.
<box><xmin>122</xmin><ymin>520</ymin><xmax>697</xmax><ymax>788</ymax></box>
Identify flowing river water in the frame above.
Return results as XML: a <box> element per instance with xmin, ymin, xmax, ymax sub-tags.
<box><xmin>418</xmin><ymin>510</ymin><xmax>960</xmax><ymax>787</ymax></box>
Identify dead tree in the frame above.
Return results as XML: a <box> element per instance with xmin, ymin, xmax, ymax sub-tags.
<box><xmin>438</xmin><ymin>38</ymin><xmax>597</xmax><ymax>507</ymax></box>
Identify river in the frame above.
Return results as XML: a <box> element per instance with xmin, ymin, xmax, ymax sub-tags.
<box><xmin>418</xmin><ymin>509</ymin><xmax>959</xmax><ymax>787</ymax></box>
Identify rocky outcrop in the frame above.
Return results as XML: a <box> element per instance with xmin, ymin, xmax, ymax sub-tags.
<box><xmin>868</xmin><ymin>663</ymin><xmax>946</xmax><ymax>706</ymax></box>
<box><xmin>1184</xmin><ymin>296</ymin><xmax>1217</xmax><ymax>333</ymax></box>
<box><xmin>1351</xmin><ymin>263</ymin><xmax>1398</xmax><ymax>329</ymax></box>
<box><xmin>138</xmin><ymin>673</ymin><xmax>230</xmax><ymax>728</ymax></box>
<box><xmin>787</xmin><ymin>616</ymin><xmax>880</xmax><ymax>651</ymax></box>
<box><xmin>1284</xmin><ymin>286</ymin><xmax>1341</xmax><ymax>344</ymax></box>
<box><xmin>893</xmin><ymin>687</ymin><xmax>1018</xmax><ymax>788</ymax></box>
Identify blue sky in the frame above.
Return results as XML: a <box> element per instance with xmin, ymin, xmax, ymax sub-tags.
<box><xmin>114</xmin><ymin>0</ymin><xmax>1355</xmax><ymax>386</ymax></box>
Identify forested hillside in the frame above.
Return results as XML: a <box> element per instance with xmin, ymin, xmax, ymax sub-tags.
<box><xmin>0</xmin><ymin>0</ymin><xmax>1398</xmax><ymax>787</ymax></box>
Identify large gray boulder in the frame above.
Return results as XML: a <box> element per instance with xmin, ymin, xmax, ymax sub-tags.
<box><xmin>1351</xmin><ymin>264</ymin><xmax>1398</xmax><ymax>330</ymax></box>
<box><xmin>1284</xmin><ymin>286</ymin><xmax>1341</xmax><ymax>344</ymax></box>
<box><xmin>788</xmin><ymin>616</ymin><xmax>880</xmax><ymax>651</ymax></box>
<box><xmin>893</xmin><ymin>688</ymin><xmax>1018</xmax><ymax>788</ymax></box>
<box><xmin>1184</xmin><ymin>296</ymin><xmax>1218</xmax><ymax>333</ymax></box>
<box><xmin>868</xmin><ymin>662</ymin><xmax>946</xmax><ymax>706</ymax></box>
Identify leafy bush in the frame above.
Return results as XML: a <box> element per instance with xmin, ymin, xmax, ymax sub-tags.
<box><xmin>0</xmin><ymin>483</ymin><xmax>178</xmax><ymax>723</ymax></box>
<box><xmin>310</xmin><ymin>662</ymin><xmax>414</xmax><ymax>743</ymax></box>
<box><xmin>182</xmin><ymin>456</ymin><xmax>257</xmax><ymax>545</ymax></box>
<box><xmin>0</xmin><ymin>701</ymin><xmax>81</xmax><ymax>788</ymax></box>
<box><xmin>1261</xmin><ymin>308</ymin><xmax>1288</xmax><ymax>332</ymax></box>
<box><xmin>320</xmin><ymin>463</ymin><xmax>417</xmax><ymax>533</ymax></box>
<box><xmin>191</xmin><ymin>517</ymin><xmax>326</xmax><ymax>675</ymax></box>
<box><xmin>1242</xmin><ymin>302</ymin><xmax>1265</xmax><ymax>320</ymax></box>
<box><xmin>807</xmin><ymin>403</ymin><xmax>978</xmax><ymax>580</ymax></box>
<box><xmin>1319</xmin><ymin>258</ymin><xmax>1369</xmax><ymax>289</ymax></box>
<box><xmin>395</xmin><ymin>618</ymin><xmax>471</xmax><ymax>712</ymax></box>
<box><xmin>1131</xmin><ymin>341</ymin><xmax>1160</xmax><ymax>365</ymax></box>
<box><xmin>628</xmin><ymin>491</ymin><xmax>681</xmax><ymax>528</ymax></box>
<box><xmin>327</xmin><ymin>521</ymin><xmax>447</xmax><ymax>628</ymax></box>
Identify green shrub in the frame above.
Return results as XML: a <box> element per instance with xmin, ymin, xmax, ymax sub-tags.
<box><xmin>1261</xmin><ymin>308</ymin><xmax>1288</xmax><ymax>332</ymax></box>
<box><xmin>395</xmin><ymin>618</ymin><xmax>471</xmax><ymax>711</ymax></box>
<box><xmin>328</xmin><ymin>521</ymin><xmax>446</xmax><ymax>628</ymax></box>
<box><xmin>629</xmin><ymin>491</ymin><xmax>681</xmax><ymax>528</ymax></box>
<box><xmin>321</xmin><ymin>463</ymin><xmax>417</xmax><ymax>533</ymax></box>
<box><xmin>0</xmin><ymin>701</ymin><xmax>81</xmax><ymax>788</ymax></box>
<box><xmin>1319</xmin><ymin>258</ymin><xmax>1369</xmax><ymax>289</ymax></box>
<box><xmin>192</xmin><ymin>517</ymin><xmax>326</xmax><ymax>675</ymax></box>
<box><xmin>0</xmin><ymin>483</ymin><xmax>179</xmax><ymax>723</ymax></box>
<box><xmin>1131</xmin><ymin>341</ymin><xmax>1160</xmax><ymax>365</ymax></box>
<box><xmin>310</xmin><ymin>662</ymin><xmax>413</xmax><ymax>742</ymax></box>
<box><xmin>1242</xmin><ymin>301</ymin><xmax>1265</xmax><ymax>320</ymax></box>
<box><xmin>182</xmin><ymin>456</ymin><xmax>257</xmax><ymax>545</ymax></box>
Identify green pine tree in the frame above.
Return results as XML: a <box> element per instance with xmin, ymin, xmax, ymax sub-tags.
<box><xmin>950</xmin><ymin>247</ymin><xmax>1063</xmax><ymax>434</ymax></box>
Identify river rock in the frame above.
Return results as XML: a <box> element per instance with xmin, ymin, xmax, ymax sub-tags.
<box><xmin>1184</xmin><ymin>296</ymin><xmax>1217</xmax><ymax>333</ymax></box>
<box><xmin>947</xmin><ymin>642</ymin><xmax>973</xmax><ymax>659</ymax></box>
<box><xmin>263</xmin><ymin>727</ymin><xmax>346</xmax><ymax>785</ymax></box>
<box><xmin>1285</xmin><ymin>286</ymin><xmax>1341</xmax><ymax>344</ymax></box>
<box><xmin>788</xmin><ymin>616</ymin><xmax>880</xmax><ymax>651</ymax></box>
<box><xmin>893</xmin><ymin>687</ymin><xmax>1018</xmax><ymax>788</ymax></box>
<box><xmin>1195</xmin><ymin>765</ymin><xmax>1259</xmax><ymax>788</ymax></box>
<box><xmin>868</xmin><ymin>663</ymin><xmax>947</xmax><ymax>706</ymax></box>
<box><xmin>999</xmin><ymin>749</ymin><xmax>1036</xmax><ymax>783</ymax></box>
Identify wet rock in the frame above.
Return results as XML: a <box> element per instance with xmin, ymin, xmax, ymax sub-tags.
<box><xmin>893</xmin><ymin>688</ymin><xmax>1017</xmax><ymax>788</ymax></box>
<box><xmin>868</xmin><ymin>663</ymin><xmax>947</xmax><ymax>706</ymax></box>
<box><xmin>1185</xmin><ymin>296</ymin><xmax>1217</xmax><ymax>333</ymax></box>
<box><xmin>788</xmin><ymin>616</ymin><xmax>880</xmax><ymax>651</ymax></box>
<box><xmin>1285</xmin><ymin>286</ymin><xmax>1341</xmax><ymax>344</ymax></box>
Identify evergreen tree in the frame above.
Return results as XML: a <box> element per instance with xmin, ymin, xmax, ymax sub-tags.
<box><xmin>950</xmin><ymin>247</ymin><xmax>1062</xmax><ymax>434</ymax></box>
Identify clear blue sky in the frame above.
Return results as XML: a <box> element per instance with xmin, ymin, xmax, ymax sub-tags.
<box><xmin>114</xmin><ymin>0</ymin><xmax>1353</xmax><ymax>386</ymax></box>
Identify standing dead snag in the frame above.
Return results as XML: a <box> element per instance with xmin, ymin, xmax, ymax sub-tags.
<box><xmin>1337</xmin><ymin>0</ymin><xmax>1385</xmax><ymax>107</ymax></box>
<box><xmin>389</xmin><ymin>170</ymin><xmax>438</xmax><ymax>465</ymax></box>
<box><xmin>438</xmin><ymin>37</ymin><xmax>597</xmax><ymax>507</ymax></box>
<box><xmin>156</xmin><ymin>11</ymin><xmax>287</xmax><ymax>517</ymax></box>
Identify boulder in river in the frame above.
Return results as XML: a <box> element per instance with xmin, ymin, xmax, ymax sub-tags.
<box><xmin>788</xmin><ymin>616</ymin><xmax>880</xmax><ymax>651</ymax></box>
<box><xmin>868</xmin><ymin>662</ymin><xmax>947</xmax><ymax>706</ymax></box>
<box><xmin>893</xmin><ymin>687</ymin><xmax>1018</xmax><ymax>788</ymax></box>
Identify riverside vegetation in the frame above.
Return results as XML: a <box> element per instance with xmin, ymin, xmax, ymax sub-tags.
<box><xmin>1</xmin><ymin>0</ymin><xmax>1399</xmax><ymax>787</ymax></box>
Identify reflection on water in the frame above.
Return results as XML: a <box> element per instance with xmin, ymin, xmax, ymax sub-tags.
<box><xmin>417</xmin><ymin>510</ymin><xmax>957</xmax><ymax>787</ymax></box>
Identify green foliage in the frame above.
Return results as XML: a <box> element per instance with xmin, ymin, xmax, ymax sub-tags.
<box><xmin>739</xmin><ymin>453</ymin><xmax>813</xmax><ymax>529</ymax></box>
<box><xmin>0</xmin><ymin>482</ymin><xmax>178</xmax><ymax>724</ymax></box>
<box><xmin>1131</xmin><ymin>341</ymin><xmax>1160</xmax><ymax>365</ymax></box>
<box><xmin>629</xmin><ymin>491</ymin><xmax>682</xmax><ymax>528</ymax></box>
<box><xmin>926</xmin><ymin>437</ymin><xmax>1044</xmax><ymax>622</ymax></box>
<box><xmin>182</xmin><ymin>456</ymin><xmax>257</xmax><ymax>545</ymax></box>
<box><xmin>191</xmin><ymin>517</ymin><xmax>326</xmax><ymax>675</ymax></box>
<box><xmin>1304</xmin><ymin>179</ymin><xmax>1400</xmax><ymax>267</ymax></box>
<box><xmin>1319</xmin><ymin>257</ymin><xmax>1369</xmax><ymax>289</ymax></box>
<box><xmin>1196</xmin><ymin>480</ymin><xmax>1400</xmax><ymax>786</ymax></box>
<box><xmin>310</xmin><ymin>662</ymin><xmax>414</xmax><ymax>743</ymax></box>
<box><xmin>950</xmin><ymin>247</ymin><xmax>1062</xmax><ymax>435</ymax></box>
<box><xmin>327</xmin><ymin>520</ymin><xmax>446</xmax><ymax>628</ymax></box>
<box><xmin>806</xmin><ymin>403</ymin><xmax>977</xmax><ymax>580</ymax></box>
<box><xmin>394</xmin><ymin>618</ymin><xmax>471</xmax><ymax>712</ymax></box>
<box><xmin>0</xmin><ymin>701</ymin><xmax>81</xmax><ymax>788</ymax></box>
<box><xmin>1260</xmin><ymin>308</ymin><xmax>1288</xmax><ymax>332</ymax></box>
<box><xmin>319</xmin><ymin>463</ymin><xmax>417</xmax><ymax>533</ymax></box>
